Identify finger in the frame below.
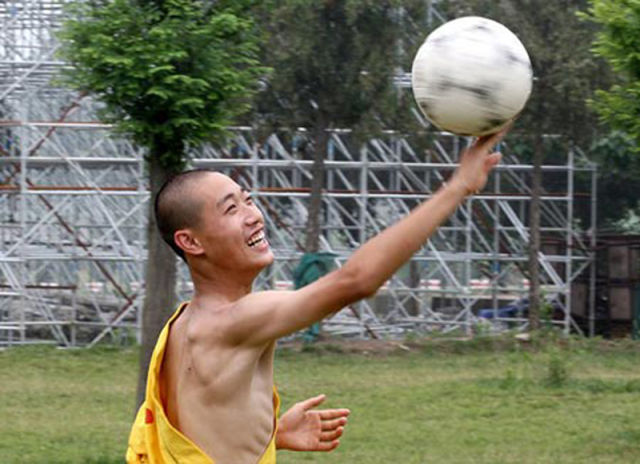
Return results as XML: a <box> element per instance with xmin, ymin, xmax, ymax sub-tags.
<box><xmin>477</xmin><ymin>123</ymin><xmax>512</xmax><ymax>150</ymax></box>
<box><xmin>320</xmin><ymin>427</ymin><xmax>344</xmax><ymax>442</ymax></box>
<box><xmin>298</xmin><ymin>394</ymin><xmax>326</xmax><ymax>411</ymax></box>
<box><xmin>318</xmin><ymin>408</ymin><xmax>351</xmax><ymax>420</ymax></box>
<box><xmin>321</xmin><ymin>417</ymin><xmax>348</xmax><ymax>431</ymax></box>
<box><xmin>316</xmin><ymin>440</ymin><xmax>340</xmax><ymax>452</ymax></box>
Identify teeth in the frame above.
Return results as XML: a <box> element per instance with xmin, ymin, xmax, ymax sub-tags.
<box><xmin>247</xmin><ymin>231</ymin><xmax>265</xmax><ymax>247</ymax></box>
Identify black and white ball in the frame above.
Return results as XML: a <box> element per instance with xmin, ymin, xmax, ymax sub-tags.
<box><xmin>411</xmin><ymin>16</ymin><xmax>533</xmax><ymax>136</ymax></box>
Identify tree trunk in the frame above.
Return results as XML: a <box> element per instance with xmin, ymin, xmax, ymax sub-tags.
<box><xmin>304</xmin><ymin>127</ymin><xmax>329</xmax><ymax>253</ymax></box>
<box><xmin>528</xmin><ymin>132</ymin><xmax>543</xmax><ymax>331</ymax></box>
<box><xmin>135</xmin><ymin>158</ymin><xmax>178</xmax><ymax>409</ymax></box>
<box><xmin>407</xmin><ymin>260</ymin><xmax>420</xmax><ymax>316</ymax></box>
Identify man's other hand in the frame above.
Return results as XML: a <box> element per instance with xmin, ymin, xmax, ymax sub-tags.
<box><xmin>276</xmin><ymin>394</ymin><xmax>350</xmax><ymax>452</ymax></box>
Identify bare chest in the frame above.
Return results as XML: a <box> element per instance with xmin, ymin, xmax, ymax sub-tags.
<box><xmin>161</xmin><ymin>331</ymin><xmax>277</xmax><ymax>462</ymax></box>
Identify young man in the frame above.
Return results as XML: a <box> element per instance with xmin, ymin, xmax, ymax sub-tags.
<box><xmin>127</xmin><ymin>128</ymin><xmax>506</xmax><ymax>463</ymax></box>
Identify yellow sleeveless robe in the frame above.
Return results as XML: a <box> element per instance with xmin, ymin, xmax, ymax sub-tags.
<box><xmin>126</xmin><ymin>302</ymin><xmax>280</xmax><ymax>463</ymax></box>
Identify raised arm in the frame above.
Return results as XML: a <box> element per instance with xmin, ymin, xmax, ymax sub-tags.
<box><xmin>226</xmin><ymin>129</ymin><xmax>507</xmax><ymax>345</ymax></box>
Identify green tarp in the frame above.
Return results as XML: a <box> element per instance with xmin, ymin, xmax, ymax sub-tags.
<box><xmin>293</xmin><ymin>252</ymin><xmax>336</xmax><ymax>343</ymax></box>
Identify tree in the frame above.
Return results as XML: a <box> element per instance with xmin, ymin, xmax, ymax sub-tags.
<box><xmin>582</xmin><ymin>0</ymin><xmax>640</xmax><ymax>151</ymax></box>
<box><xmin>588</xmin><ymin>131</ymin><xmax>640</xmax><ymax>229</ymax></box>
<box><xmin>58</xmin><ymin>0</ymin><xmax>265</xmax><ymax>407</ymax></box>
<box><xmin>254</xmin><ymin>0</ymin><xmax>426</xmax><ymax>253</ymax></box>
<box><xmin>444</xmin><ymin>0</ymin><xmax>613</xmax><ymax>329</ymax></box>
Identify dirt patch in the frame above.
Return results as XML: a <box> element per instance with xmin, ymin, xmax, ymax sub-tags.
<box><xmin>278</xmin><ymin>333</ymin><xmax>640</xmax><ymax>356</ymax></box>
<box><xmin>278</xmin><ymin>338</ymin><xmax>416</xmax><ymax>356</ymax></box>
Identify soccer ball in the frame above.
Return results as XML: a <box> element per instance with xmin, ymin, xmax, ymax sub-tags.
<box><xmin>411</xmin><ymin>16</ymin><xmax>533</xmax><ymax>136</ymax></box>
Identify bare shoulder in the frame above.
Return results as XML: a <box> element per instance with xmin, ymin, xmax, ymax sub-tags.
<box><xmin>233</xmin><ymin>289</ymin><xmax>290</xmax><ymax>311</ymax></box>
<box><xmin>225</xmin><ymin>271</ymin><xmax>363</xmax><ymax>346</ymax></box>
<box><xmin>218</xmin><ymin>290</ymin><xmax>290</xmax><ymax>344</ymax></box>
<box><xmin>185</xmin><ymin>269</ymin><xmax>361</xmax><ymax>349</ymax></box>
<box><xmin>185</xmin><ymin>302</ymin><xmax>236</xmax><ymax>345</ymax></box>
<box><xmin>185</xmin><ymin>294</ymin><xmax>283</xmax><ymax>348</ymax></box>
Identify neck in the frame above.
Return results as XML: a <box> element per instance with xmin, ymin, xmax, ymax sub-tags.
<box><xmin>189</xmin><ymin>263</ymin><xmax>256</xmax><ymax>305</ymax></box>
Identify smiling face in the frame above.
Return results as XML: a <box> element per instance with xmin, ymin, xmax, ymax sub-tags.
<box><xmin>186</xmin><ymin>172</ymin><xmax>274</xmax><ymax>274</ymax></box>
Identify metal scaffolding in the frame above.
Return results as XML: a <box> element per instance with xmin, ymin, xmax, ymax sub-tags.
<box><xmin>0</xmin><ymin>0</ymin><xmax>597</xmax><ymax>346</ymax></box>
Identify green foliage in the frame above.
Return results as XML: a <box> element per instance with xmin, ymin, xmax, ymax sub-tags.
<box><xmin>588</xmin><ymin>131</ymin><xmax>640</xmax><ymax>227</ymax></box>
<box><xmin>582</xmin><ymin>0</ymin><xmax>640</xmax><ymax>150</ymax></box>
<box><xmin>612</xmin><ymin>206</ymin><xmax>640</xmax><ymax>234</ymax></box>
<box><xmin>545</xmin><ymin>348</ymin><xmax>571</xmax><ymax>387</ymax></box>
<box><xmin>58</xmin><ymin>0</ymin><xmax>266</xmax><ymax>168</ymax></box>
<box><xmin>253</xmin><ymin>0</ymin><xmax>426</xmax><ymax>137</ymax></box>
<box><xmin>540</xmin><ymin>299</ymin><xmax>554</xmax><ymax>328</ymax></box>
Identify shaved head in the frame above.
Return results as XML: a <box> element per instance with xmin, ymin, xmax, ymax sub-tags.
<box><xmin>154</xmin><ymin>169</ymin><xmax>215</xmax><ymax>261</ymax></box>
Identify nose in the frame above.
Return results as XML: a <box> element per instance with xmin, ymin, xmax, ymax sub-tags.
<box><xmin>243</xmin><ymin>202</ymin><xmax>263</xmax><ymax>226</ymax></box>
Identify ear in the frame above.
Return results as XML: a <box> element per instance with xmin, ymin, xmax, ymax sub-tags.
<box><xmin>174</xmin><ymin>229</ymin><xmax>204</xmax><ymax>257</ymax></box>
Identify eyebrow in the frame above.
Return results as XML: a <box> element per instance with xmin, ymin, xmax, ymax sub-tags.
<box><xmin>216</xmin><ymin>188</ymin><xmax>249</xmax><ymax>209</ymax></box>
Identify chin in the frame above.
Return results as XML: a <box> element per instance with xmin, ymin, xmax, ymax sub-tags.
<box><xmin>244</xmin><ymin>250</ymin><xmax>274</xmax><ymax>274</ymax></box>
<box><xmin>259</xmin><ymin>250</ymin><xmax>275</xmax><ymax>268</ymax></box>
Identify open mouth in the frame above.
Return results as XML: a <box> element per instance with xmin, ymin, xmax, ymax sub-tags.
<box><xmin>247</xmin><ymin>230</ymin><xmax>266</xmax><ymax>248</ymax></box>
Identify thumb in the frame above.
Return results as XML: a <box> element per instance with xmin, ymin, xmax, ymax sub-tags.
<box><xmin>299</xmin><ymin>394</ymin><xmax>326</xmax><ymax>411</ymax></box>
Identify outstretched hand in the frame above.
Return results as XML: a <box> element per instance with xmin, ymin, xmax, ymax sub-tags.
<box><xmin>276</xmin><ymin>394</ymin><xmax>350</xmax><ymax>452</ymax></box>
<box><xmin>450</xmin><ymin>124</ymin><xmax>511</xmax><ymax>196</ymax></box>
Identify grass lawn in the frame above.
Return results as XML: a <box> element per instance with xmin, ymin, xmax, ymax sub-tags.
<box><xmin>1</xmin><ymin>337</ymin><xmax>639</xmax><ymax>463</ymax></box>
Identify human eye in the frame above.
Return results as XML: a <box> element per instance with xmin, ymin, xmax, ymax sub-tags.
<box><xmin>225</xmin><ymin>203</ymin><xmax>237</xmax><ymax>214</ymax></box>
